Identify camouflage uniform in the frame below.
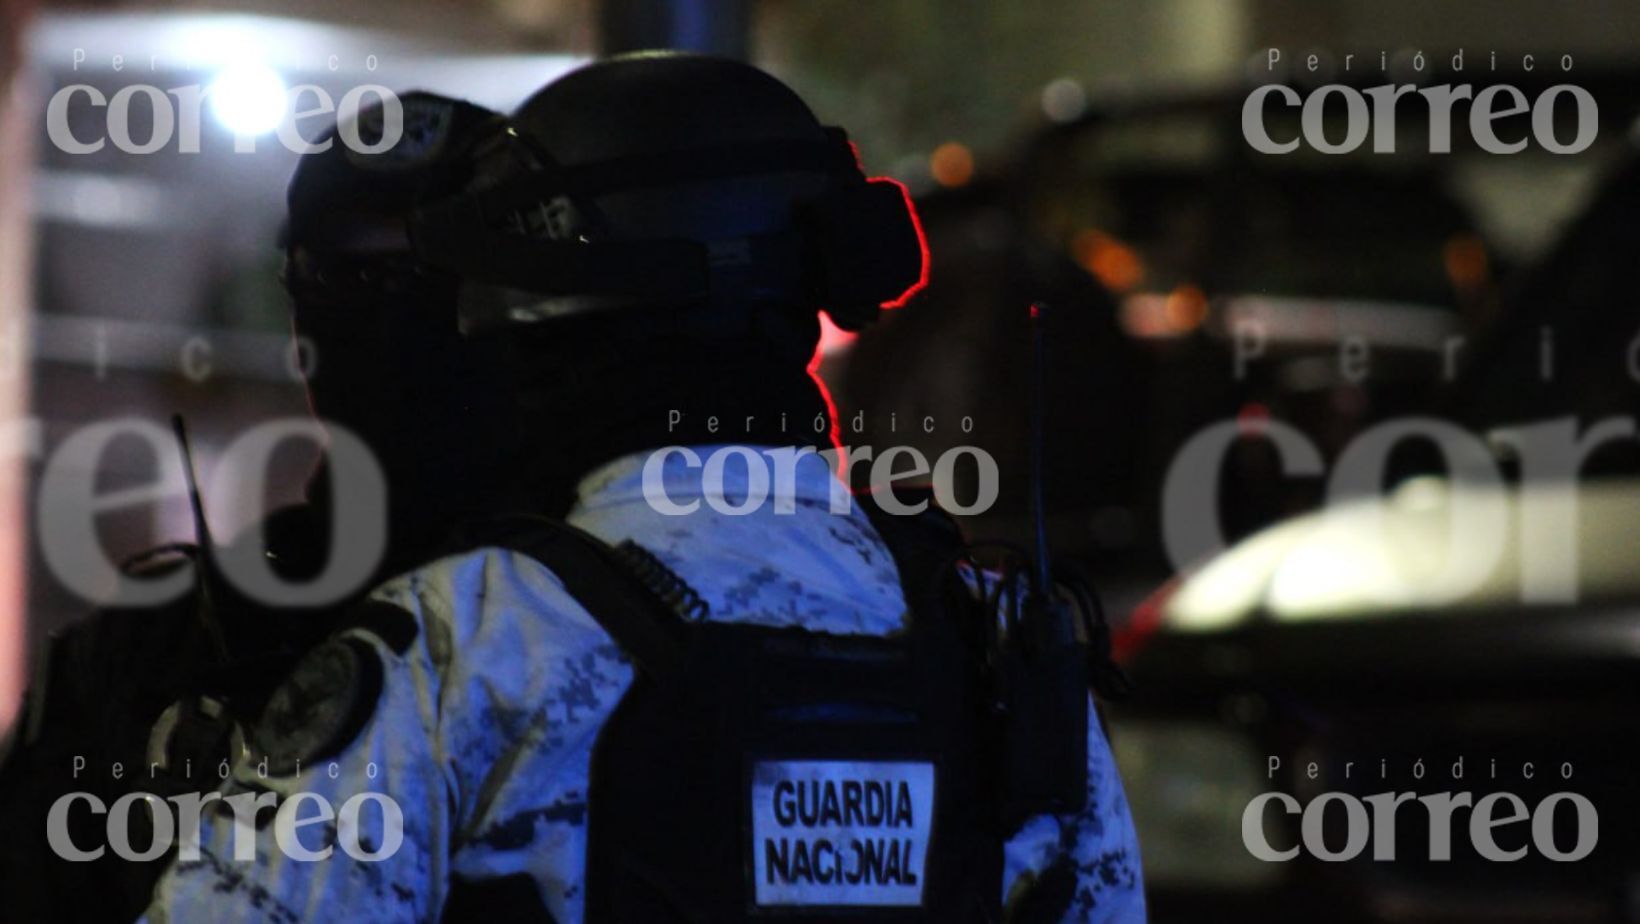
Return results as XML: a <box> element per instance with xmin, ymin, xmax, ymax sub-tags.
<box><xmin>142</xmin><ymin>448</ymin><xmax>1145</xmax><ymax>923</ymax></box>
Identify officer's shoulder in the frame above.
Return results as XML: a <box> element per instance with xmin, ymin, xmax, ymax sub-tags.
<box><xmin>370</xmin><ymin>544</ymin><xmax>591</xmax><ymax>621</ymax></box>
<box><xmin>402</xmin><ymin>516</ymin><xmax>618</xmax><ymax>594</ymax></box>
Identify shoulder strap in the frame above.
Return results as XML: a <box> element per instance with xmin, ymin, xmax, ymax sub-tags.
<box><xmin>444</xmin><ymin>515</ymin><xmax>691</xmax><ymax>680</ymax></box>
<box><xmin>857</xmin><ymin>489</ymin><xmax>964</xmax><ymax>578</ymax></box>
<box><xmin>856</xmin><ymin>486</ymin><xmax>970</xmax><ymax>632</ymax></box>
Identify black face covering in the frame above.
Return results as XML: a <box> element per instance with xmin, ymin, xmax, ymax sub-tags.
<box><xmin>495</xmin><ymin>303</ymin><xmax>835</xmax><ymax>518</ymax></box>
<box><xmin>293</xmin><ymin>280</ymin><xmax>524</xmax><ymax>552</ymax></box>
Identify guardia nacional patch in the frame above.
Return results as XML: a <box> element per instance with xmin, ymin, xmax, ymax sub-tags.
<box><xmin>749</xmin><ymin>759</ymin><xmax>935</xmax><ymax>908</ymax></box>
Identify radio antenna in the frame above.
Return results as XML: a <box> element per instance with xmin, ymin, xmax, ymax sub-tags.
<box><xmin>1027</xmin><ymin>302</ymin><xmax>1052</xmax><ymax>596</ymax></box>
<box><xmin>171</xmin><ymin>414</ymin><xmax>230</xmax><ymax>662</ymax></box>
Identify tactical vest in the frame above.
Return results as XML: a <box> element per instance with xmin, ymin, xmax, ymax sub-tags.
<box><xmin>441</xmin><ymin>500</ymin><xmax>1011</xmax><ymax>923</ymax></box>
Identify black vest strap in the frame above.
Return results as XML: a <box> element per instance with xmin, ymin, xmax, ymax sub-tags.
<box><xmin>438</xmin><ymin>516</ymin><xmax>689</xmax><ymax>924</ymax></box>
<box><xmin>442</xmin><ymin>873</ymin><xmax>559</xmax><ymax>924</ymax></box>
<box><xmin>442</xmin><ymin>515</ymin><xmax>690</xmax><ymax>680</ymax></box>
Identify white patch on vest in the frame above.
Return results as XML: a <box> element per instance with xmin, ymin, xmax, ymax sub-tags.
<box><xmin>749</xmin><ymin>759</ymin><xmax>935</xmax><ymax>907</ymax></box>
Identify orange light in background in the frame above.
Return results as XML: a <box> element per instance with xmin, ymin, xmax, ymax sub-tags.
<box><xmin>928</xmin><ymin>142</ymin><xmax>974</xmax><ymax>188</ymax></box>
<box><xmin>1071</xmin><ymin>228</ymin><xmax>1144</xmax><ymax>293</ymax></box>
<box><xmin>1443</xmin><ymin>234</ymin><xmax>1490</xmax><ymax>290</ymax></box>
<box><xmin>1119</xmin><ymin>283</ymin><xmax>1210</xmax><ymax>339</ymax></box>
<box><xmin>1119</xmin><ymin>293</ymin><xmax>1170</xmax><ymax>338</ymax></box>
<box><xmin>1164</xmin><ymin>284</ymin><xmax>1209</xmax><ymax>332</ymax></box>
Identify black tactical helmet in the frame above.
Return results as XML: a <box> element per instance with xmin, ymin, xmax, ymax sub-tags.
<box><xmin>408</xmin><ymin>53</ymin><xmax>928</xmax><ymax>341</ymax></box>
<box><xmin>282</xmin><ymin>91</ymin><xmax>504</xmax><ymax>304</ymax></box>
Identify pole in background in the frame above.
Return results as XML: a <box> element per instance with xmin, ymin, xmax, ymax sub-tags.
<box><xmin>599</xmin><ymin>0</ymin><xmax>750</xmax><ymax>60</ymax></box>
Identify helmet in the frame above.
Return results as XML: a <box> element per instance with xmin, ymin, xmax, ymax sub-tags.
<box><xmin>281</xmin><ymin>92</ymin><xmax>523</xmax><ymax>541</ymax></box>
<box><xmin>407</xmin><ymin>53</ymin><xmax>928</xmax><ymax>341</ymax></box>
<box><xmin>282</xmin><ymin>91</ymin><xmax>504</xmax><ymax>306</ymax></box>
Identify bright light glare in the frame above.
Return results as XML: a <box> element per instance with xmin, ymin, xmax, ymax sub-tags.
<box><xmin>207</xmin><ymin>63</ymin><xmax>288</xmax><ymax>136</ymax></box>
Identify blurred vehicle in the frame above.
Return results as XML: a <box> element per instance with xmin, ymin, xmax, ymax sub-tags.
<box><xmin>1101</xmin><ymin>90</ymin><xmax>1640</xmax><ymax>923</ymax></box>
<box><xmin>1111</xmin><ymin>473</ymin><xmax>1640</xmax><ymax>924</ymax></box>
<box><xmin>832</xmin><ymin>76</ymin><xmax>1516</xmax><ymax>588</ymax></box>
<box><xmin>832</xmin><ymin>68</ymin><xmax>1640</xmax><ymax>632</ymax></box>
